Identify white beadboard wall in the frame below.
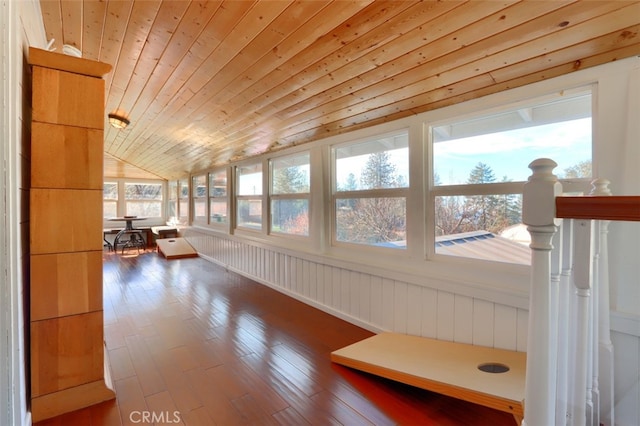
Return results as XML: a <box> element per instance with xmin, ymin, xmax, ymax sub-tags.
<box><xmin>183</xmin><ymin>229</ymin><xmax>530</xmax><ymax>353</ymax></box>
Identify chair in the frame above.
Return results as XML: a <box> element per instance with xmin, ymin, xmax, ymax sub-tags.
<box><xmin>117</xmin><ymin>229</ymin><xmax>146</xmax><ymax>254</ymax></box>
<box><xmin>103</xmin><ymin>229</ymin><xmax>120</xmax><ymax>251</ymax></box>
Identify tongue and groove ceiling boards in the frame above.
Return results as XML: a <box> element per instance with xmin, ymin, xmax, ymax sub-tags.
<box><xmin>39</xmin><ymin>0</ymin><xmax>640</xmax><ymax>180</ymax></box>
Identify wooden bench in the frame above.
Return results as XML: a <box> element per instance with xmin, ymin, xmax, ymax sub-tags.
<box><xmin>331</xmin><ymin>333</ymin><xmax>526</xmax><ymax>425</ymax></box>
<box><xmin>151</xmin><ymin>225</ymin><xmax>178</xmax><ymax>238</ymax></box>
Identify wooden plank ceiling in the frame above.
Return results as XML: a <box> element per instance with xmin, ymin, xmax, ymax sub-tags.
<box><xmin>39</xmin><ymin>0</ymin><xmax>640</xmax><ymax>180</ymax></box>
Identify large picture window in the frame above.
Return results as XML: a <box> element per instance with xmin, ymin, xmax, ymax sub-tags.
<box><xmin>333</xmin><ymin>131</ymin><xmax>409</xmax><ymax>249</ymax></box>
<box><xmin>270</xmin><ymin>152</ymin><xmax>310</xmax><ymax>236</ymax></box>
<box><xmin>236</xmin><ymin>162</ymin><xmax>263</xmax><ymax>230</ymax></box>
<box><xmin>430</xmin><ymin>88</ymin><xmax>592</xmax><ymax>264</ymax></box>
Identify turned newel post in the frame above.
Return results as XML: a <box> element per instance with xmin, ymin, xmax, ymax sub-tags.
<box><xmin>522</xmin><ymin>158</ymin><xmax>562</xmax><ymax>426</ymax></box>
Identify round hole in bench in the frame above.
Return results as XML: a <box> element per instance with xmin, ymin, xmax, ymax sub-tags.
<box><xmin>167</xmin><ymin>239</ymin><xmax>176</xmax><ymax>243</ymax></box>
<box><xmin>478</xmin><ymin>363</ymin><xmax>510</xmax><ymax>374</ymax></box>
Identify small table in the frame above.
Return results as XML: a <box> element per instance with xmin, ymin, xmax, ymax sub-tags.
<box><xmin>107</xmin><ymin>217</ymin><xmax>148</xmax><ymax>252</ymax></box>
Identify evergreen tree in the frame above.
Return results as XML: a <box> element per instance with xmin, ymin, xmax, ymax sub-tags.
<box><xmin>271</xmin><ymin>165</ymin><xmax>309</xmax><ymax>233</ymax></box>
<box><xmin>434</xmin><ymin>165</ymin><xmax>522</xmax><ymax>239</ymax></box>
<box><xmin>344</xmin><ymin>173</ymin><xmax>358</xmax><ymax>191</ymax></box>
<box><xmin>466</xmin><ymin>162</ymin><xmax>496</xmax><ymax>184</ymax></box>
<box><xmin>463</xmin><ymin>163</ymin><xmax>497</xmax><ymax>231</ymax></box>
<box><xmin>337</xmin><ymin>151</ymin><xmax>405</xmax><ymax>244</ymax></box>
<box><xmin>272</xmin><ymin>165</ymin><xmax>308</xmax><ymax>193</ymax></box>
<box><xmin>361</xmin><ymin>151</ymin><xmax>397</xmax><ymax>189</ymax></box>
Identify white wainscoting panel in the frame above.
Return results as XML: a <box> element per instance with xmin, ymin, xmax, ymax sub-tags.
<box><xmin>184</xmin><ymin>230</ymin><xmax>530</xmax><ymax>352</ymax></box>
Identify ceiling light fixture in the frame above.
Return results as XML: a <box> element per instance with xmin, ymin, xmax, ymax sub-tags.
<box><xmin>108</xmin><ymin>111</ymin><xmax>130</xmax><ymax>129</ymax></box>
<box><xmin>62</xmin><ymin>44</ymin><xmax>82</xmax><ymax>58</ymax></box>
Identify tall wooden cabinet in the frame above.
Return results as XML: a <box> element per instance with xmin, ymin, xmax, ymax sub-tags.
<box><xmin>28</xmin><ymin>47</ymin><xmax>114</xmax><ymax>422</ymax></box>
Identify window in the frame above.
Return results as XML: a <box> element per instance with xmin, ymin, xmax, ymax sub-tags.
<box><xmin>270</xmin><ymin>152</ymin><xmax>310</xmax><ymax>236</ymax></box>
<box><xmin>167</xmin><ymin>180</ymin><xmax>177</xmax><ymax>222</ymax></box>
<box><xmin>179</xmin><ymin>179</ymin><xmax>189</xmax><ymax>224</ymax></box>
<box><xmin>103</xmin><ymin>182</ymin><xmax>117</xmax><ymax>218</ymax></box>
<box><xmin>236</xmin><ymin>162</ymin><xmax>263</xmax><ymax>230</ymax></box>
<box><xmin>430</xmin><ymin>89</ymin><xmax>592</xmax><ymax>264</ymax></box>
<box><xmin>103</xmin><ymin>180</ymin><xmax>166</xmax><ymax>220</ymax></box>
<box><xmin>333</xmin><ymin>131</ymin><xmax>409</xmax><ymax>249</ymax></box>
<box><xmin>209</xmin><ymin>169</ymin><xmax>228</xmax><ymax>225</ymax></box>
<box><xmin>192</xmin><ymin>175</ymin><xmax>207</xmax><ymax>223</ymax></box>
<box><xmin>124</xmin><ymin>183</ymin><xmax>163</xmax><ymax>218</ymax></box>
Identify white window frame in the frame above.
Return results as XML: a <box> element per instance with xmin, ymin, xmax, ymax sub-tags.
<box><xmin>192</xmin><ymin>174</ymin><xmax>207</xmax><ymax>224</ymax></box>
<box><xmin>167</xmin><ymin>180</ymin><xmax>178</xmax><ymax>223</ymax></box>
<box><xmin>123</xmin><ymin>181</ymin><xmax>164</xmax><ymax>219</ymax></box>
<box><xmin>427</xmin><ymin>87</ymin><xmax>594</xmax><ymax>264</ymax></box>
<box><xmin>102</xmin><ymin>178</ymin><xmax>166</xmax><ymax>227</ymax></box>
<box><xmin>269</xmin><ymin>152</ymin><xmax>311</xmax><ymax>238</ymax></box>
<box><xmin>331</xmin><ymin>130</ymin><xmax>410</xmax><ymax>252</ymax></box>
<box><xmin>178</xmin><ymin>179</ymin><xmax>190</xmax><ymax>225</ymax></box>
<box><xmin>208</xmin><ymin>167</ymin><xmax>230</xmax><ymax>230</ymax></box>
<box><xmin>103</xmin><ymin>181</ymin><xmax>118</xmax><ymax>219</ymax></box>
<box><xmin>235</xmin><ymin>161</ymin><xmax>265</xmax><ymax>233</ymax></box>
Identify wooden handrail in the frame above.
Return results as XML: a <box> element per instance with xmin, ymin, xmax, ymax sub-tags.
<box><xmin>556</xmin><ymin>196</ymin><xmax>640</xmax><ymax>222</ymax></box>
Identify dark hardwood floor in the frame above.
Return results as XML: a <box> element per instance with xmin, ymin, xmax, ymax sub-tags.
<box><xmin>35</xmin><ymin>248</ymin><xmax>516</xmax><ymax>426</ymax></box>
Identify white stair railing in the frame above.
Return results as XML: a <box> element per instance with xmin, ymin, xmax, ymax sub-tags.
<box><xmin>522</xmin><ymin>158</ymin><xmax>615</xmax><ymax>426</ymax></box>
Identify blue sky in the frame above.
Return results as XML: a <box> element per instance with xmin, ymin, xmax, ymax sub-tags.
<box><xmin>434</xmin><ymin>118</ymin><xmax>592</xmax><ymax>185</ymax></box>
<box><xmin>241</xmin><ymin>117</ymin><xmax>591</xmax><ymax>193</ymax></box>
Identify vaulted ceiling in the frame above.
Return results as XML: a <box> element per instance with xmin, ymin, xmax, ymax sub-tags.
<box><xmin>39</xmin><ymin>0</ymin><xmax>640</xmax><ymax>180</ymax></box>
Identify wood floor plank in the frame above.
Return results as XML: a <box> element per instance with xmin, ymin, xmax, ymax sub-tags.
<box><xmin>107</xmin><ymin>346</ymin><xmax>136</xmax><ymax>382</ymax></box>
<box><xmin>123</xmin><ymin>334</ymin><xmax>166</xmax><ymax>396</ymax></box>
<box><xmin>151</xmin><ymin>350</ymin><xmax>203</xmax><ymax>414</ymax></box>
<box><xmin>37</xmin><ymin>251</ymin><xmax>516</xmax><ymax>425</ymax></box>
<box><xmin>272</xmin><ymin>406</ymin><xmax>312</xmax><ymax>426</ymax></box>
<box><xmin>205</xmin><ymin>363</ymin><xmax>248</xmax><ymax>401</ymax></box>
<box><xmin>241</xmin><ymin>350</ymin><xmax>324</xmax><ymax>398</ymax></box>
<box><xmin>89</xmin><ymin>400</ymin><xmax>123</xmax><ymax>426</ymax></box>
<box><xmin>179</xmin><ymin>406</ymin><xmax>215</xmax><ymax>426</ymax></box>
<box><xmin>144</xmin><ymin>391</ymin><xmax>184</xmax><ymax>425</ymax></box>
<box><xmin>310</xmin><ymin>389</ymin><xmax>375</xmax><ymax>426</ymax></box>
<box><xmin>184</xmin><ymin>367</ymin><xmax>248</xmax><ymax>425</ymax></box>
<box><xmin>114</xmin><ymin>376</ymin><xmax>149</xmax><ymax>426</ymax></box>
<box><xmin>166</xmin><ymin>345</ymin><xmax>200</xmax><ymax>372</ymax></box>
<box><xmin>227</xmin><ymin>360</ymin><xmax>291</xmax><ymax>415</ymax></box>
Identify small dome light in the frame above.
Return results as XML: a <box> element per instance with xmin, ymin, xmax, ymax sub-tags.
<box><xmin>108</xmin><ymin>112</ymin><xmax>130</xmax><ymax>129</ymax></box>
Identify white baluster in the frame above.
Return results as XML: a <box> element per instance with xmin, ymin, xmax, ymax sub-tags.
<box><xmin>523</xmin><ymin>158</ymin><xmax>562</xmax><ymax>426</ymax></box>
<box><xmin>557</xmin><ymin>221</ymin><xmax>573</xmax><ymax>425</ymax></box>
<box><xmin>591</xmin><ymin>179</ymin><xmax>614</xmax><ymax>425</ymax></box>
<box><xmin>571</xmin><ymin>219</ymin><xmax>595</xmax><ymax>425</ymax></box>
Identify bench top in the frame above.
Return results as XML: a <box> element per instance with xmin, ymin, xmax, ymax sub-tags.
<box><xmin>151</xmin><ymin>226</ymin><xmax>178</xmax><ymax>235</ymax></box>
<box><xmin>331</xmin><ymin>332</ymin><xmax>525</xmax><ymax>419</ymax></box>
<box><xmin>156</xmin><ymin>237</ymin><xmax>197</xmax><ymax>259</ymax></box>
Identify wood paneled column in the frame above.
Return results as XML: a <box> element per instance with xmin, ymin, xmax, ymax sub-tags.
<box><xmin>28</xmin><ymin>47</ymin><xmax>114</xmax><ymax>422</ymax></box>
